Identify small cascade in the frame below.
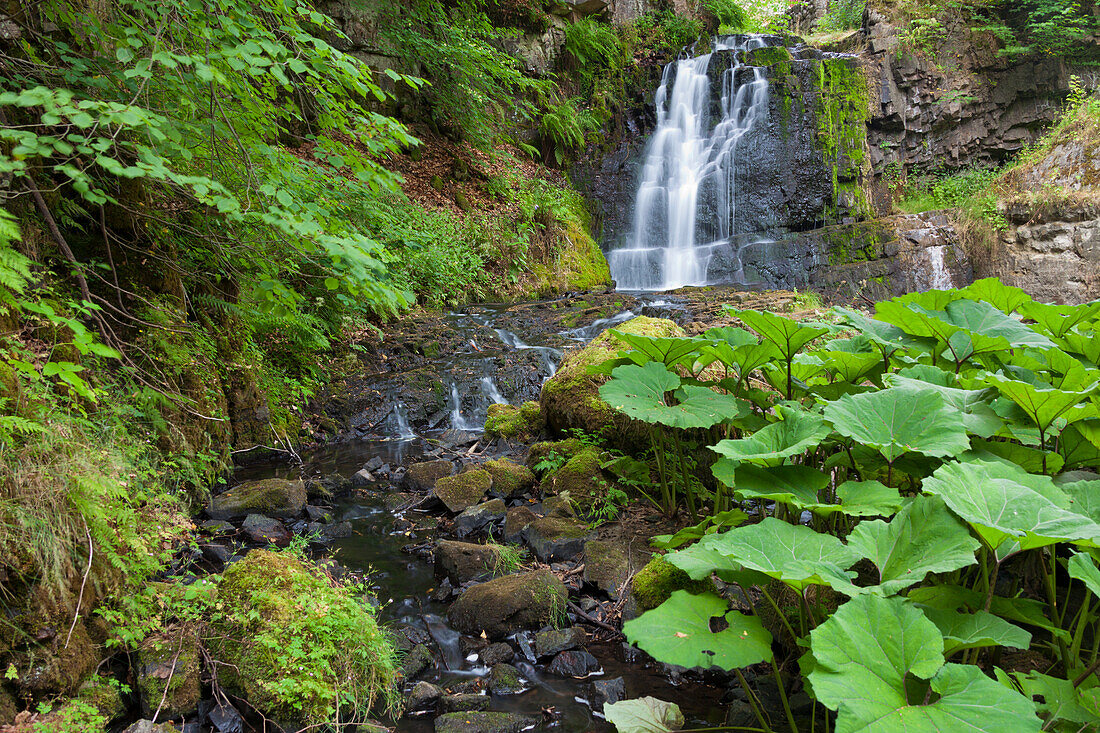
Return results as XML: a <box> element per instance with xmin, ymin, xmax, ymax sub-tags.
<box><xmin>608</xmin><ymin>35</ymin><xmax>773</xmax><ymax>291</ymax></box>
<box><xmin>391</xmin><ymin>401</ymin><xmax>416</xmax><ymax>440</ymax></box>
<box><xmin>448</xmin><ymin>383</ymin><xmax>475</xmax><ymax>432</ymax></box>
<box><xmin>480</xmin><ymin>376</ymin><xmax>507</xmax><ymax>405</ymax></box>
<box><xmin>926</xmin><ymin>245</ymin><xmax>954</xmax><ymax>290</ymax></box>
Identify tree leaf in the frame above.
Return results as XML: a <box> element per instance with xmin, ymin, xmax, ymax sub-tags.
<box><xmin>846</xmin><ymin>495</ymin><xmax>980</xmax><ymax>595</ymax></box>
<box><xmin>961</xmin><ymin>277</ymin><xmax>1034</xmax><ymax>314</ymax></box>
<box><xmin>623</xmin><ymin>591</ymin><xmax>772</xmax><ymax>671</ymax></box>
<box><xmin>825</xmin><ymin>387</ymin><xmax>970</xmax><ymax>463</ymax></box>
<box><xmin>808</xmin><ymin>594</ymin><xmax>1041</xmax><ymax>733</ymax></box>
<box><xmin>710</xmin><ymin>405</ymin><xmax>831</xmax><ymax>467</ymax></box>
<box><xmin>604</xmin><ymin>697</ymin><xmax>685</xmax><ymax>733</ymax></box>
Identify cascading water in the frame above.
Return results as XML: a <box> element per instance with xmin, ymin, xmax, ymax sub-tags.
<box><xmin>608</xmin><ymin>35</ymin><xmax>773</xmax><ymax>291</ymax></box>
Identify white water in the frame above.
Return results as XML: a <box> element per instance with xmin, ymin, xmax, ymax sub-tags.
<box><xmin>609</xmin><ymin>36</ymin><xmax>772</xmax><ymax>291</ymax></box>
<box><xmin>480</xmin><ymin>376</ymin><xmax>507</xmax><ymax>405</ymax></box>
<box><xmin>391</xmin><ymin>401</ymin><xmax>416</xmax><ymax>440</ymax></box>
<box><xmin>449</xmin><ymin>383</ymin><xmax>475</xmax><ymax>432</ymax></box>
<box><xmin>927</xmin><ymin>245</ymin><xmax>954</xmax><ymax>290</ymax></box>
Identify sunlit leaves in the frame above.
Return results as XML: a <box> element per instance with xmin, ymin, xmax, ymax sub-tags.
<box><xmin>710</xmin><ymin>405</ymin><xmax>831</xmax><ymax>467</ymax></box>
<box><xmin>599</xmin><ymin>362</ymin><xmax>749</xmax><ymax>429</ymax></box>
<box><xmin>825</xmin><ymin>387</ymin><xmax>970</xmax><ymax>463</ymax></box>
<box><xmin>604</xmin><ymin>697</ymin><xmax>685</xmax><ymax>733</ymax></box>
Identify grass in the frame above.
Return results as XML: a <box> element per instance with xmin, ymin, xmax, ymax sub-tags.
<box><xmin>487</xmin><ymin>542</ymin><xmax>527</xmax><ymax>575</ymax></box>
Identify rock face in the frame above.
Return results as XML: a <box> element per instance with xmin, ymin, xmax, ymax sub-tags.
<box><xmin>993</xmin><ymin>199</ymin><xmax>1100</xmax><ymax>303</ymax></box>
<box><xmin>208</xmin><ymin>478</ymin><xmax>306</xmax><ymax>520</ymax></box>
<box><xmin>448</xmin><ymin>569</ymin><xmax>568</xmax><ymax>639</ymax></box>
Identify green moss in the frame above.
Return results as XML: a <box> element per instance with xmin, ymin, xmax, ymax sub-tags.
<box><xmin>483</xmin><ymin>459</ymin><xmax>536</xmax><ymax>498</ymax></box>
<box><xmin>631</xmin><ymin>555</ymin><xmax>715</xmax><ymax>611</ymax></box>
<box><xmin>484</xmin><ymin>401</ymin><xmax>543</xmax><ymax>439</ymax></box>
<box><xmin>814</xmin><ymin>56</ymin><xmax>873</xmax><ymax>223</ymax></box>
<box><xmin>136</xmin><ymin>625</ymin><xmax>201</xmax><ymax>719</ymax></box>
<box><xmin>433</xmin><ymin>470</ymin><xmax>493</xmax><ymax>512</ymax></box>
<box><xmin>211</xmin><ymin>550</ymin><xmax>398</xmax><ymax>726</ymax></box>
<box><xmin>544</xmin><ymin>447</ymin><xmax>606</xmax><ymax>513</ymax></box>
<box><xmin>526</xmin><ymin>438</ymin><xmax>591</xmax><ymax>473</ymax></box>
<box><xmin>745</xmin><ymin>46</ymin><xmax>792</xmax><ymax>66</ymax></box>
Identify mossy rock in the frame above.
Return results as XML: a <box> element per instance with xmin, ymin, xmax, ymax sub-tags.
<box><xmin>435</xmin><ymin>711</ymin><xmax>541</xmax><ymax>733</ymax></box>
<box><xmin>539</xmin><ymin>316</ymin><xmax>685</xmax><ymax>449</ymax></box>
<box><xmin>525</xmin><ymin>438</ymin><xmax>589</xmax><ymax>473</ymax></box>
<box><xmin>211</xmin><ymin>550</ymin><xmax>398</xmax><ymax>726</ymax></box>
<box><xmin>136</xmin><ymin>624</ymin><xmax>201</xmax><ymax>719</ymax></box>
<box><xmin>583</xmin><ymin>539</ymin><xmax>651</xmax><ymax>600</ymax></box>
<box><xmin>631</xmin><ymin>555</ymin><xmax>715</xmax><ymax>612</ymax></box>
<box><xmin>521</xmin><ymin>516</ymin><xmax>595</xmax><ymax>563</ymax></box>
<box><xmin>448</xmin><ymin>569</ymin><xmax>567</xmax><ymax>640</ymax></box>
<box><xmin>484</xmin><ymin>401</ymin><xmax>543</xmax><ymax>440</ymax></box>
<box><xmin>403</xmin><ymin>459</ymin><xmax>454</xmax><ymax>492</ymax></box>
<box><xmin>544</xmin><ymin>447</ymin><xmax>606</xmax><ymax>513</ymax></box>
<box><xmin>745</xmin><ymin>46</ymin><xmax>793</xmax><ymax>67</ymax></box>
<box><xmin>432</xmin><ymin>470</ymin><xmax>493</xmax><ymax>513</ymax></box>
<box><xmin>207</xmin><ymin>478</ymin><xmax>306</xmax><ymax>520</ymax></box>
<box><xmin>483</xmin><ymin>459</ymin><xmax>536</xmax><ymax>499</ymax></box>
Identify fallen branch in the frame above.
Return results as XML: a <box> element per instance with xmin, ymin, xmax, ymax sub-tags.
<box><xmin>567</xmin><ymin>600</ymin><xmax>622</xmax><ymax>638</ymax></box>
<box><xmin>64</xmin><ymin>518</ymin><xmax>93</xmax><ymax>649</ymax></box>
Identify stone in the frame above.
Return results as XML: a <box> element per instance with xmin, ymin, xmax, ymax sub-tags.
<box><xmin>123</xmin><ymin>721</ymin><xmax>180</xmax><ymax>733</ymax></box>
<box><xmin>404</xmin><ymin>460</ymin><xmax>455</xmax><ymax>492</ymax></box>
<box><xmin>487</xmin><ymin>663</ymin><xmax>526</xmax><ymax>695</ymax></box>
<box><xmin>583</xmin><ymin>539</ymin><xmax>650</xmax><ymax>600</ymax></box>
<box><xmin>324</xmin><ymin>521</ymin><xmax>352</xmax><ymax>539</ymax></box>
<box><xmin>201</xmin><ymin>519</ymin><xmax>233</xmax><ymax>533</ymax></box>
<box><xmin>434</xmin><ymin>540</ymin><xmax>502</xmax><ymax>585</ymax></box>
<box><xmin>543</xmin><ymin>449</ymin><xmax>606</xmax><ymax>513</ymax></box>
<box><xmin>483</xmin><ymin>458</ymin><xmax>536</xmax><ymax>499</ymax></box>
<box><xmin>433</xmin><ymin>712</ymin><xmax>540</xmax><ymax>733</ymax></box>
<box><xmin>401</xmin><ymin>644</ymin><xmax>435</xmax><ymax>680</ymax></box>
<box><xmin>479</xmin><ymin>642</ymin><xmax>514</xmax><ymax>666</ymax></box>
<box><xmin>546</xmin><ymin>649</ymin><xmax>601</xmax><ymax>678</ymax></box>
<box><xmin>542</xmin><ymin>494</ymin><xmax>575</xmax><ymax>518</ymax></box>
<box><xmin>590</xmin><ymin>676</ymin><xmax>626</xmax><ymax>711</ymax></box>
<box><xmin>432</xmin><ymin>470</ymin><xmax>493</xmax><ymax>513</ymax></box>
<box><xmin>503</xmin><ymin>506</ymin><xmax>538</xmax><ymax>544</ymax></box>
<box><xmin>207</xmin><ymin>478</ymin><xmax>306</xmax><ymax>520</ymax></box>
<box><xmin>526</xmin><ymin>438</ymin><xmax>590</xmax><ymax>472</ymax></box>
<box><xmin>453</xmin><ymin>499</ymin><xmax>507</xmax><ymax>538</ymax></box>
<box><xmin>522</xmin><ymin>517</ymin><xmax>595</xmax><ymax>563</ymax></box>
<box><xmin>484</xmin><ymin>402</ymin><xmax>544</xmax><ymax>440</ymax></box>
<box><xmin>201</xmin><ymin>543</ymin><xmax>233</xmax><ymax>564</ymax></box>
<box><xmin>438</xmin><ymin>693</ymin><xmax>490</xmax><ymax>713</ymax></box>
<box><xmin>351</xmin><ymin>468</ymin><xmax>375</xmax><ymax>486</ymax></box>
<box><xmin>304</xmin><ymin>505</ymin><xmax>332</xmax><ymax>523</ymax></box>
<box><xmin>241</xmin><ymin>514</ymin><xmax>291</xmax><ymax>547</ymax></box>
<box><xmin>534</xmin><ymin>626</ymin><xmax>586</xmax><ymax>659</ymax></box>
<box><xmin>448</xmin><ymin>569</ymin><xmax>568</xmax><ymax>639</ymax></box>
<box><xmin>406</xmin><ymin>681</ymin><xmax>443</xmax><ymax>713</ymax></box>
<box><xmin>208</xmin><ymin>703</ymin><xmax>243</xmax><ymax>733</ymax></box>
<box><xmin>631</xmin><ymin>555</ymin><xmax>715</xmax><ymax>611</ymax></box>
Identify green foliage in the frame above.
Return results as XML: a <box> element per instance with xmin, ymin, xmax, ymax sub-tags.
<box><xmin>896</xmin><ymin>166</ymin><xmax>1008</xmax><ymax>228</ymax></box>
<box><xmin>539</xmin><ymin>97</ymin><xmax>603</xmax><ymax>167</ymax></box>
<box><xmin>700</xmin><ymin>0</ymin><xmax>750</xmax><ymax>30</ymax></box>
<box><xmin>819</xmin><ymin>0</ymin><xmax>866</xmax><ymax>31</ymax></box>
<box><xmin>970</xmin><ymin>0</ymin><xmax>1099</xmax><ymax>59</ymax></box>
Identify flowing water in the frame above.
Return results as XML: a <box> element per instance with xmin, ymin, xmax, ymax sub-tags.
<box><xmin>608</xmin><ymin>35</ymin><xmax>774</xmax><ymax>291</ymax></box>
<box><xmin>926</xmin><ymin>245</ymin><xmax>955</xmax><ymax>290</ymax></box>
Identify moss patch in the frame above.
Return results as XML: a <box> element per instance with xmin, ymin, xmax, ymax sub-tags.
<box><xmin>207</xmin><ymin>478</ymin><xmax>306</xmax><ymax>520</ymax></box>
<box><xmin>432</xmin><ymin>470</ymin><xmax>493</xmax><ymax>512</ymax></box>
<box><xmin>484</xmin><ymin>401</ymin><xmax>543</xmax><ymax>440</ymax></box>
<box><xmin>544</xmin><ymin>447</ymin><xmax>606</xmax><ymax>513</ymax></box>
<box><xmin>483</xmin><ymin>459</ymin><xmax>536</xmax><ymax>499</ymax></box>
<box><xmin>631</xmin><ymin>555</ymin><xmax>715</xmax><ymax>612</ymax></box>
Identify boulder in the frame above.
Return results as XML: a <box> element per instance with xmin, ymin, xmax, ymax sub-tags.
<box><xmin>241</xmin><ymin>514</ymin><xmax>291</xmax><ymax>547</ymax></box>
<box><xmin>122</xmin><ymin>722</ymin><xmax>180</xmax><ymax>733</ymax></box>
<box><xmin>539</xmin><ymin>316</ymin><xmax>685</xmax><ymax>447</ymax></box>
<box><xmin>590</xmin><ymin>677</ymin><xmax>626</xmax><ymax>712</ymax></box>
<box><xmin>484</xmin><ymin>401</ymin><xmax>544</xmax><ymax>440</ymax></box>
<box><xmin>136</xmin><ymin>625</ymin><xmax>201</xmax><ymax>719</ymax></box>
<box><xmin>483</xmin><ymin>458</ymin><xmax>536</xmax><ymax>499</ymax></box>
<box><xmin>522</xmin><ymin>517</ymin><xmax>595</xmax><ymax>563</ymax></box>
<box><xmin>404</xmin><ymin>460</ymin><xmax>455</xmax><ymax>492</ymax></box>
<box><xmin>534</xmin><ymin>626</ymin><xmax>586</xmax><ymax>658</ymax></box>
<box><xmin>631</xmin><ymin>555</ymin><xmax>715</xmax><ymax>611</ymax></box>
<box><xmin>543</xmin><ymin>449</ymin><xmax>606</xmax><ymax>512</ymax></box>
<box><xmin>453</xmin><ymin>499</ymin><xmax>507</xmax><ymax>538</ymax></box>
<box><xmin>487</xmin><ymin>663</ymin><xmax>526</xmax><ymax>695</ymax></box>
<box><xmin>401</xmin><ymin>644</ymin><xmax>434</xmax><ymax>680</ymax></box>
<box><xmin>434</xmin><ymin>712</ymin><xmax>540</xmax><ymax>733</ymax></box>
<box><xmin>503</xmin><ymin>506</ymin><xmax>537</xmax><ymax>544</ymax></box>
<box><xmin>406</xmin><ymin>681</ymin><xmax>443</xmax><ymax>713</ymax></box>
<box><xmin>526</xmin><ymin>439</ymin><xmax>589</xmax><ymax>473</ymax></box>
<box><xmin>479</xmin><ymin>642</ymin><xmax>514</xmax><ymax>666</ymax></box>
<box><xmin>435</xmin><ymin>541</ymin><xmax>502</xmax><ymax>585</ymax></box>
<box><xmin>432</xmin><ymin>470</ymin><xmax>493</xmax><ymax>512</ymax></box>
<box><xmin>542</xmin><ymin>494</ymin><xmax>575</xmax><ymax>518</ymax></box>
<box><xmin>449</xmin><ymin>569</ymin><xmax>567</xmax><ymax>639</ymax></box>
<box><xmin>583</xmin><ymin>539</ymin><xmax>651</xmax><ymax>600</ymax></box>
<box><xmin>547</xmin><ymin>649</ymin><xmax>601</xmax><ymax>677</ymax></box>
<box><xmin>438</xmin><ymin>693</ymin><xmax>491</xmax><ymax>713</ymax></box>
<box><xmin>208</xmin><ymin>478</ymin><xmax>306</xmax><ymax>520</ymax></box>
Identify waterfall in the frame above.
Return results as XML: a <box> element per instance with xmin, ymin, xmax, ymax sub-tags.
<box><xmin>926</xmin><ymin>245</ymin><xmax>954</xmax><ymax>290</ymax></box>
<box><xmin>608</xmin><ymin>35</ymin><xmax>773</xmax><ymax>291</ymax></box>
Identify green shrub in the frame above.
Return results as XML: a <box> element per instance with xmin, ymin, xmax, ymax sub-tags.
<box><xmin>539</xmin><ymin>97</ymin><xmax>603</xmax><ymax>166</ymax></box>
<box><xmin>819</xmin><ymin>0</ymin><xmax>866</xmax><ymax>30</ymax></box>
<box><xmin>701</xmin><ymin>0</ymin><xmax>750</xmax><ymax>30</ymax></box>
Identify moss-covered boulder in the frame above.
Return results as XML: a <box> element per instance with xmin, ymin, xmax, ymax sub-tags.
<box><xmin>483</xmin><ymin>459</ymin><xmax>536</xmax><ymax>499</ymax></box>
<box><xmin>539</xmin><ymin>316</ymin><xmax>685</xmax><ymax>447</ymax></box>
<box><xmin>211</xmin><ymin>550</ymin><xmax>398</xmax><ymax>727</ymax></box>
<box><xmin>484</xmin><ymin>401</ymin><xmax>544</xmax><ymax>440</ymax></box>
<box><xmin>403</xmin><ymin>459</ymin><xmax>455</xmax><ymax>492</ymax></box>
<box><xmin>432</xmin><ymin>470</ymin><xmax>492</xmax><ymax>513</ymax></box>
<box><xmin>583</xmin><ymin>539</ymin><xmax>651</xmax><ymax>600</ymax></box>
<box><xmin>434</xmin><ymin>711</ymin><xmax>541</xmax><ymax>733</ymax></box>
<box><xmin>543</xmin><ymin>448</ymin><xmax>606</xmax><ymax>513</ymax></box>
<box><xmin>448</xmin><ymin>569</ymin><xmax>567</xmax><ymax>639</ymax></box>
<box><xmin>522</xmin><ymin>517</ymin><xmax>595</xmax><ymax>563</ymax></box>
<box><xmin>487</xmin><ymin>663</ymin><xmax>525</xmax><ymax>695</ymax></box>
<box><xmin>136</xmin><ymin>624</ymin><xmax>201</xmax><ymax>720</ymax></box>
<box><xmin>525</xmin><ymin>439</ymin><xmax>590</xmax><ymax>473</ymax></box>
<box><xmin>631</xmin><ymin>555</ymin><xmax>716</xmax><ymax>611</ymax></box>
<box><xmin>207</xmin><ymin>478</ymin><xmax>306</xmax><ymax>520</ymax></box>
<box><xmin>435</xmin><ymin>541</ymin><xmax>503</xmax><ymax>585</ymax></box>
<box><xmin>503</xmin><ymin>506</ymin><xmax>538</xmax><ymax>544</ymax></box>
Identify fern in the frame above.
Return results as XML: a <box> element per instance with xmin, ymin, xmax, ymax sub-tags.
<box><xmin>538</xmin><ymin>98</ymin><xmax>602</xmax><ymax>167</ymax></box>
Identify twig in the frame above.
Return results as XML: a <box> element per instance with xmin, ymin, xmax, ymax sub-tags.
<box><xmin>64</xmin><ymin>518</ymin><xmax>93</xmax><ymax>648</ymax></box>
<box><xmin>567</xmin><ymin>600</ymin><xmax>622</xmax><ymax>638</ymax></box>
<box><xmin>151</xmin><ymin>631</ymin><xmax>186</xmax><ymax>724</ymax></box>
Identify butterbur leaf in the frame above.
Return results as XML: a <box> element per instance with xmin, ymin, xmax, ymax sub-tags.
<box><xmin>909</xmin><ymin>584</ymin><xmax>1068</xmax><ymax>643</ymax></box>
<box><xmin>824</xmin><ymin>387</ymin><xmax>970</xmax><ymax>463</ymax></box>
<box><xmin>961</xmin><ymin>277</ymin><xmax>1033</xmax><ymax>314</ymax></box>
<box><xmin>808</xmin><ymin>595</ymin><xmax>1042</xmax><ymax>733</ymax></box>
<box><xmin>719</xmin><ymin>463</ymin><xmax>830</xmax><ymax>507</ymax></box>
<box><xmin>600</xmin><ymin>363</ymin><xmax>747</xmax><ymax>429</ymax></box>
<box><xmin>623</xmin><ymin>591</ymin><xmax>772</xmax><ymax>671</ymax></box>
<box><xmin>1007</xmin><ymin>671</ymin><xmax>1100</xmax><ymax>729</ymax></box>
<box><xmin>710</xmin><ymin>405</ymin><xmax>831</xmax><ymax>467</ymax></box>
<box><xmin>886</xmin><ymin>373</ymin><xmax>1003</xmax><ymax>438</ymax></box>
<box><xmin>730</xmin><ymin>308</ymin><xmax>828</xmax><ymax>360</ymax></box>
<box><xmin>817</xmin><ymin>480</ymin><xmax>905</xmax><ymax>517</ymax></box>
<box><xmin>846</xmin><ymin>495</ymin><xmax>980</xmax><ymax>595</ymax></box>
<box><xmin>604</xmin><ymin>697</ymin><xmax>685</xmax><ymax>733</ymax></box>
<box><xmin>983</xmin><ymin>374</ymin><xmax>1096</xmax><ymax>435</ymax></box>
<box><xmin>1067</xmin><ymin>552</ymin><xmax>1100</xmax><ymax>600</ymax></box>
<box><xmin>918</xmin><ymin>606</ymin><xmax>1031</xmax><ymax>656</ymax></box>
<box><xmin>1019</xmin><ymin>299</ymin><xmax>1100</xmax><ymax>338</ymax></box>
<box><xmin>611</xmin><ymin>330</ymin><xmax>705</xmax><ymax>368</ymax></box>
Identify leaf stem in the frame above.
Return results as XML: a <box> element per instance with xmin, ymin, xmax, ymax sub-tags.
<box><xmin>771</xmin><ymin>659</ymin><xmax>799</xmax><ymax>733</ymax></box>
<box><xmin>735</xmin><ymin>668</ymin><xmax>773</xmax><ymax>733</ymax></box>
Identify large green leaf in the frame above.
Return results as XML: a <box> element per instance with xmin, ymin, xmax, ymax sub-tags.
<box><xmin>920</xmin><ymin>457</ymin><xmax>1100</xmax><ymax>556</ymax></box>
<box><xmin>706</xmin><ymin>517</ymin><xmax>862</xmax><ymax>594</ymax></box>
<box><xmin>833</xmin><ymin>306</ymin><xmax>924</xmax><ymax>356</ymax></box>
<box><xmin>908</xmin><ymin>584</ymin><xmax>1068</xmax><ymax>643</ymax></box>
<box><xmin>918</xmin><ymin>606</ymin><xmax>1031</xmax><ymax>656</ymax></box>
<box><xmin>940</xmin><ymin>298</ymin><xmax>1055</xmax><ymax>351</ymax></box>
<box><xmin>1067</xmin><ymin>551</ymin><xmax>1100</xmax><ymax>600</ymax></box>
<box><xmin>611</xmin><ymin>330</ymin><xmax>707</xmax><ymax>368</ymax></box>
<box><xmin>820</xmin><ymin>348</ymin><xmax>883</xmax><ymax>384</ymax></box>
<box><xmin>886</xmin><ymin>373</ymin><xmax>1003</xmax><ymax>438</ymax></box>
<box><xmin>599</xmin><ymin>362</ymin><xmax>747</xmax><ymax>429</ymax></box>
<box><xmin>622</xmin><ymin>590</ymin><xmax>772</xmax><ymax>671</ymax></box>
<box><xmin>826</xmin><ymin>480</ymin><xmax>906</xmax><ymax>517</ymax></box>
<box><xmin>715</xmin><ymin>463</ymin><xmax>830</xmax><ymax>507</ymax></box>
<box><xmin>731</xmin><ymin>308</ymin><xmax>828</xmax><ymax>360</ymax></box>
<box><xmin>1006</xmin><ymin>671</ymin><xmax>1100</xmax><ymax>730</ymax></box>
<box><xmin>983</xmin><ymin>373</ymin><xmax>1096</xmax><ymax>436</ymax></box>
<box><xmin>604</xmin><ymin>697</ymin><xmax>685</xmax><ymax>733</ymax></box>
<box><xmin>824</xmin><ymin>387</ymin><xmax>970</xmax><ymax>463</ymax></box>
<box><xmin>1057</xmin><ymin>329</ymin><xmax>1100</xmax><ymax>365</ymax></box>
<box><xmin>710</xmin><ymin>405</ymin><xmax>831</xmax><ymax>467</ymax></box>
<box><xmin>846</xmin><ymin>495</ymin><xmax>980</xmax><ymax>595</ymax></box>
<box><xmin>961</xmin><ymin>278</ymin><xmax>1033</xmax><ymax>314</ymax></box>
<box><xmin>808</xmin><ymin>594</ymin><xmax>1042</xmax><ymax>733</ymax></box>
<box><xmin>1019</xmin><ymin>299</ymin><xmax>1100</xmax><ymax>338</ymax></box>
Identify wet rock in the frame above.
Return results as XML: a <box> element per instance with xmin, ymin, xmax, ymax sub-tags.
<box><xmin>534</xmin><ymin>626</ymin><xmax>586</xmax><ymax>658</ymax></box>
<box><xmin>438</xmin><ymin>693</ymin><xmax>491</xmax><ymax>713</ymax></box>
<box><xmin>401</xmin><ymin>644</ymin><xmax>435</xmax><ymax>680</ymax></box>
<box><xmin>406</xmin><ymin>681</ymin><xmax>443</xmax><ymax>713</ymax></box>
<box><xmin>208</xmin><ymin>478</ymin><xmax>306</xmax><ymax>520</ymax></box>
<box><xmin>384</xmin><ymin>492</ymin><xmax>414</xmax><ymax>511</ymax></box>
<box><xmin>522</xmin><ymin>516</ymin><xmax>595</xmax><ymax>563</ymax></box>
<box><xmin>484</xmin><ymin>401</ymin><xmax>544</xmax><ymax>440</ymax></box>
<box><xmin>503</xmin><ymin>506</ymin><xmax>537</xmax><ymax>544</ymax></box>
<box><xmin>324</xmin><ymin>521</ymin><xmax>352</xmax><ymax>539</ymax></box>
<box><xmin>547</xmin><ymin>649</ymin><xmax>601</xmax><ymax>677</ymax></box>
<box><xmin>487</xmin><ymin>663</ymin><xmax>526</xmax><ymax>695</ymax></box>
<box><xmin>208</xmin><ymin>702</ymin><xmax>244</xmax><ymax>733</ymax></box>
<box><xmin>135</xmin><ymin>625</ymin><xmax>200</xmax><ymax>719</ymax></box>
<box><xmin>583</xmin><ymin>539</ymin><xmax>650</xmax><ymax>600</ymax></box>
<box><xmin>364</xmin><ymin>456</ymin><xmax>384</xmax><ymax>471</ymax></box>
<box><xmin>200</xmin><ymin>519</ymin><xmax>233</xmax><ymax>534</ymax></box>
<box><xmin>352</xmin><ymin>468</ymin><xmax>375</xmax><ymax>486</ymax></box>
<box><xmin>391</xmin><ymin>624</ymin><xmax>432</xmax><ymax>652</ymax></box>
<box><xmin>432</xmin><ymin>470</ymin><xmax>493</xmax><ymax>513</ymax></box>
<box><xmin>432</xmin><ymin>578</ymin><xmax>455</xmax><ymax>601</ymax></box>
<box><xmin>479</xmin><ymin>642</ymin><xmax>514</xmax><ymax>666</ymax></box>
<box><xmin>435</xmin><ymin>540</ymin><xmax>502</xmax><ymax>585</ymax></box>
<box><xmin>404</xmin><ymin>460</ymin><xmax>455</xmax><ymax>492</ymax></box>
<box><xmin>201</xmin><ymin>543</ymin><xmax>233</xmax><ymax>565</ymax></box>
<box><xmin>434</xmin><ymin>711</ymin><xmax>540</xmax><ymax>733</ymax></box>
<box><xmin>241</xmin><ymin>514</ymin><xmax>291</xmax><ymax>546</ymax></box>
<box><xmin>448</xmin><ymin>569</ymin><xmax>568</xmax><ymax>639</ymax></box>
<box><xmin>453</xmin><ymin>498</ymin><xmax>507</xmax><ymax>538</ymax></box>
<box><xmin>589</xmin><ymin>676</ymin><xmax>626</xmax><ymax>712</ymax></box>
<box><xmin>304</xmin><ymin>505</ymin><xmax>332</xmax><ymax>523</ymax></box>
<box><xmin>542</xmin><ymin>494</ymin><xmax>576</xmax><ymax>518</ymax></box>
<box><xmin>123</xmin><ymin>721</ymin><xmax>180</xmax><ymax>733</ymax></box>
<box><xmin>483</xmin><ymin>458</ymin><xmax>536</xmax><ymax>499</ymax></box>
